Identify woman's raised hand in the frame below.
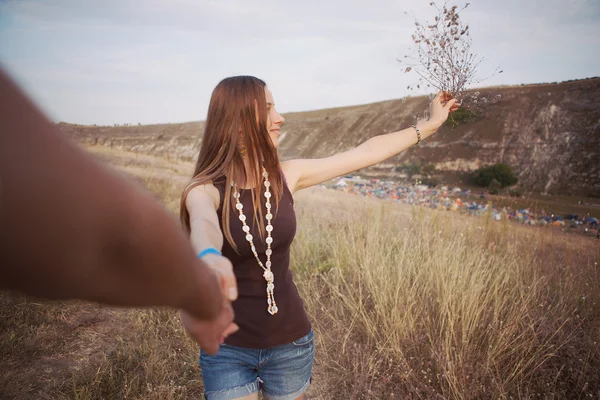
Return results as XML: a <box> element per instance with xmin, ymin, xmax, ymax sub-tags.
<box><xmin>428</xmin><ymin>91</ymin><xmax>459</xmax><ymax>127</ymax></box>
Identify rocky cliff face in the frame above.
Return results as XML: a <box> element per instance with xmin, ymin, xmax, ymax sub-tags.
<box><xmin>60</xmin><ymin>78</ymin><xmax>600</xmax><ymax>197</ymax></box>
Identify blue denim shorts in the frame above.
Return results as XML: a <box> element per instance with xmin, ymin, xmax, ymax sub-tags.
<box><xmin>199</xmin><ymin>330</ymin><xmax>314</xmax><ymax>400</ymax></box>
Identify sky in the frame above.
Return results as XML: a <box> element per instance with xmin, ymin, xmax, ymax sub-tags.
<box><xmin>1</xmin><ymin>0</ymin><xmax>599</xmax><ymax>125</ymax></box>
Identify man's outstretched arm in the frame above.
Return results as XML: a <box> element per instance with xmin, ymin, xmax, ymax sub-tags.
<box><xmin>0</xmin><ymin>69</ymin><xmax>223</xmax><ymax>323</ymax></box>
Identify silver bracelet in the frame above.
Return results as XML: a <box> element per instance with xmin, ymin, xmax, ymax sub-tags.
<box><xmin>412</xmin><ymin>124</ymin><xmax>422</xmax><ymax>145</ymax></box>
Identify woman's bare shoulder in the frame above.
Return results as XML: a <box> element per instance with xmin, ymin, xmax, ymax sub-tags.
<box><xmin>186</xmin><ymin>181</ymin><xmax>221</xmax><ymax>211</ymax></box>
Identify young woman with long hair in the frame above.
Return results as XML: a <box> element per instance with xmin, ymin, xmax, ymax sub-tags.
<box><xmin>180</xmin><ymin>76</ymin><xmax>458</xmax><ymax>400</ymax></box>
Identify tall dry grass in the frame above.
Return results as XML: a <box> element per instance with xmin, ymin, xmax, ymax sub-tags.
<box><xmin>293</xmin><ymin>188</ymin><xmax>600</xmax><ymax>399</ymax></box>
<box><xmin>1</xmin><ymin>173</ymin><xmax>599</xmax><ymax>399</ymax></box>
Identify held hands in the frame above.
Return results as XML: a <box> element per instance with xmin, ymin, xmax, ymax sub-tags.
<box><xmin>180</xmin><ymin>298</ymin><xmax>238</xmax><ymax>355</ymax></box>
<box><xmin>180</xmin><ymin>254</ymin><xmax>239</xmax><ymax>355</ymax></box>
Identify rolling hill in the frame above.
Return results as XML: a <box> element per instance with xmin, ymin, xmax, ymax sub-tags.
<box><xmin>58</xmin><ymin>77</ymin><xmax>600</xmax><ymax>197</ymax></box>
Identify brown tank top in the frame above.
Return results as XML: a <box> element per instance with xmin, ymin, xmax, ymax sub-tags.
<box><xmin>213</xmin><ymin>176</ymin><xmax>311</xmax><ymax>348</ymax></box>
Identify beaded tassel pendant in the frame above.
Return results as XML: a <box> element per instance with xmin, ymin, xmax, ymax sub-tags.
<box><xmin>233</xmin><ymin>169</ymin><xmax>278</xmax><ymax>315</ymax></box>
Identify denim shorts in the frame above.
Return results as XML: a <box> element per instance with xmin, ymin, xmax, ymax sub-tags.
<box><xmin>199</xmin><ymin>330</ymin><xmax>314</xmax><ymax>400</ymax></box>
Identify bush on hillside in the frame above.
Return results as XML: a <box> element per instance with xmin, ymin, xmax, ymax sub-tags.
<box><xmin>445</xmin><ymin>106</ymin><xmax>477</xmax><ymax>127</ymax></box>
<box><xmin>395</xmin><ymin>162</ymin><xmax>421</xmax><ymax>177</ymax></box>
<box><xmin>421</xmin><ymin>177</ymin><xmax>440</xmax><ymax>187</ymax></box>
<box><xmin>508</xmin><ymin>188</ymin><xmax>524</xmax><ymax>197</ymax></box>
<box><xmin>488</xmin><ymin>178</ymin><xmax>502</xmax><ymax>195</ymax></box>
<box><xmin>395</xmin><ymin>162</ymin><xmax>439</xmax><ymax>179</ymax></box>
<box><xmin>473</xmin><ymin>163</ymin><xmax>518</xmax><ymax>188</ymax></box>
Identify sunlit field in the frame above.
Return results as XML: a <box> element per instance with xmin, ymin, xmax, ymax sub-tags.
<box><xmin>1</xmin><ymin>147</ymin><xmax>599</xmax><ymax>399</ymax></box>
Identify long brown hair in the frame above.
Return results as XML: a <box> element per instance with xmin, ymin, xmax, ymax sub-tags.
<box><xmin>180</xmin><ymin>76</ymin><xmax>284</xmax><ymax>250</ymax></box>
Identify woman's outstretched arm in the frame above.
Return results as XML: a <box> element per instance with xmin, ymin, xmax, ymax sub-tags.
<box><xmin>282</xmin><ymin>92</ymin><xmax>457</xmax><ymax>192</ymax></box>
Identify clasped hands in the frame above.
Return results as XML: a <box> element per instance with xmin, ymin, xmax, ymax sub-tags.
<box><xmin>180</xmin><ymin>253</ymin><xmax>239</xmax><ymax>355</ymax></box>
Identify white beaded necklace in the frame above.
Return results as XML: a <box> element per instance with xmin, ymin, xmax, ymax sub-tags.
<box><xmin>232</xmin><ymin>168</ymin><xmax>278</xmax><ymax>315</ymax></box>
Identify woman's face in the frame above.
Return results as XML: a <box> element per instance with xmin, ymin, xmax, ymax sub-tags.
<box><xmin>264</xmin><ymin>87</ymin><xmax>285</xmax><ymax>148</ymax></box>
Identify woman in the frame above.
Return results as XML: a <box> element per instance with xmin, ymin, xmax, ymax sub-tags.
<box><xmin>180</xmin><ymin>76</ymin><xmax>457</xmax><ymax>400</ymax></box>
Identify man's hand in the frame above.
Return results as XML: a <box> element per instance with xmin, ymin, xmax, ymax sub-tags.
<box><xmin>180</xmin><ymin>302</ymin><xmax>239</xmax><ymax>355</ymax></box>
<box><xmin>180</xmin><ymin>254</ymin><xmax>239</xmax><ymax>354</ymax></box>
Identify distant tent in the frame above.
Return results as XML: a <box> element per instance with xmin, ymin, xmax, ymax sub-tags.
<box><xmin>335</xmin><ymin>178</ymin><xmax>348</xmax><ymax>187</ymax></box>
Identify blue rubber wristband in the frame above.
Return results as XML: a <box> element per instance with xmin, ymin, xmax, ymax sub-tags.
<box><xmin>197</xmin><ymin>248</ymin><xmax>222</xmax><ymax>258</ymax></box>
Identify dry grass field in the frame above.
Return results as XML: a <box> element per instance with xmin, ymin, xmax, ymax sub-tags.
<box><xmin>1</xmin><ymin>146</ymin><xmax>599</xmax><ymax>399</ymax></box>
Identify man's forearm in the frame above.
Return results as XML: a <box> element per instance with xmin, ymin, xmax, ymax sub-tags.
<box><xmin>0</xmin><ymin>69</ymin><xmax>221</xmax><ymax>320</ymax></box>
<box><xmin>92</xmin><ymin>185</ymin><xmax>225</xmax><ymax>320</ymax></box>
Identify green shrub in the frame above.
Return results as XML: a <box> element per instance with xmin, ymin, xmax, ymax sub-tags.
<box><xmin>509</xmin><ymin>188</ymin><xmax>523</xmax><ymax>198</ymax></box>
<box><xmin>488</xmin><ymin>178</ymin><xmax>502</xmax><ymax>195</ymax></box>
<box><xmin>422</xmin><ymin>164</ymin><xmax>437</xmax><ymax>176</ymax></box>
<box><xmin>421</xmin><ymin>177</ymin><xmax>439</xmax><ymax>187</ymax></box>
<box><xmin>395</xmin><ymin>162</ymin><xmax>438</xmax><ymax>179</ymax></box>
<box><xmin>395</xmin><ymin>162</ymin><xmax>422</xmax><ymax>177</ymax></box>
<box><xmin>473</xmin><ymin>164</ymin><xmax>518</xmax><ymax>188</ymax></box>
<box><xmin>445</xmin><ymin>106</ymin><xmax>477</xmax><ymax>127</ymax></box>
